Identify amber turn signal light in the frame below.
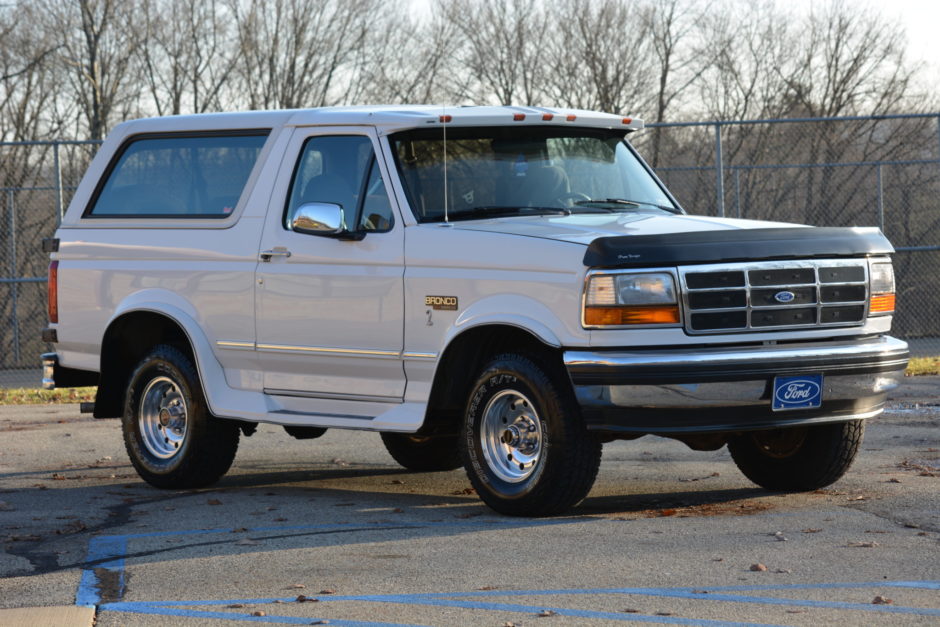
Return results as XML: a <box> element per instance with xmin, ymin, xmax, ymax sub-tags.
<box><xmin>869</xmin><ymin>293</ymin><xmax>895</xmax><ymax>314</ymax></box>
<box><xmin>584</xmin><ymin>305</ymin><xmax>680</xmax><ymax>326</ymax></box>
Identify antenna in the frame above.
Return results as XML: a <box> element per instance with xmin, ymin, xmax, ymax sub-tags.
<box><xmin>442</xmin><ymin>105</ymin><xmax>449</xmax><ymax>224</ymax></box>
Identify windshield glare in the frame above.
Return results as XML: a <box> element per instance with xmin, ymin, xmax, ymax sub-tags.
<box><xmin>390</xmin><ymin>126</ymin><xmax>677</xmax><ymax>223</ymax></box>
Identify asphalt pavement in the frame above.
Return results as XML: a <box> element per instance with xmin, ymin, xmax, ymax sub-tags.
<box><xmin>0</xmin><ymin>379</ymin><xmax>938</xmax><ymax>626</ymax></box>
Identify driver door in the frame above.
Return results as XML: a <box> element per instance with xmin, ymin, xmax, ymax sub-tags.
<box><xmin>254</xmin><ymin>127</ymin><xmax>405</xmax><ymax>399</ymax></box>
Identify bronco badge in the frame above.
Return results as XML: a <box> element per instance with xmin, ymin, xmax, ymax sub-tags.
<box><xmin>425</xmin><ymin>295</ymin><xmax>458</xmax><ymax>311</ymax></box>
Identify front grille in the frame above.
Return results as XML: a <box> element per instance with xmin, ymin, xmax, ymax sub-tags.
<box><xmin>680</xmin><ymin>260</ymin><xmax>868</xmax><ymax>334</ymax></box>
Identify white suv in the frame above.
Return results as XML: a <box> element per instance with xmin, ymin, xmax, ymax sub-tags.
<box><xmin>42</xmin><ymin>106</ymin><xmax>909</xmax><ymax>516</ymax></box>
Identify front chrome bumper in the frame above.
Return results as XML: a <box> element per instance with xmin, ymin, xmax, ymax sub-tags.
<box><xmin>564</xmin><ymin>336</ymin><xmax>909</xmax><ymax>434</ymax></box>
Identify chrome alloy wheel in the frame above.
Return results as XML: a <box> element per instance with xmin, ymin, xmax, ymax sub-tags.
<box><xmin>138</xmin><ymin>376</ymin><xmax>188</xmax><ymax>460</ymax></box>
<box><xmin>480</xmin><ymin>389</ymin><xmax>543</xmax><ymax>483</ymax></box>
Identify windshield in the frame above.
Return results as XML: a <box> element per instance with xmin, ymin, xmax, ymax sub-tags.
<box><xmin>390</xmin><ymin>126</ymin><xmax>678</xmax><ymax>223</ymax></box>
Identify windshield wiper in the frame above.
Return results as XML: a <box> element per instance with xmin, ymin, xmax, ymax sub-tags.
<box><xmin>573</xmin><ymin>198</ymin><xmax>680</xmax><ymax>213</ymax></box>
<box><xmin>446</xmin><ymin>206</ymin><xmax>571</xmax><ymax>221</ymax></box>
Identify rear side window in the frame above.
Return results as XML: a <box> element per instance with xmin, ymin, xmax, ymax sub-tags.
<box><xmin>85</xmin><ymin>131</ymin><xmax>269</xmax><ymax>218</ymax></box>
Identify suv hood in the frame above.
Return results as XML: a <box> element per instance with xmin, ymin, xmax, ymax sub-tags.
<box><xmin>448</xmin><ymin>212</ymin><xmax>799</xmax><ymax>245</ymax></box>
<box><xmin>448</xmin><ymin>213</ymin><xmax>893</xmax><ymax>267</ymax></box>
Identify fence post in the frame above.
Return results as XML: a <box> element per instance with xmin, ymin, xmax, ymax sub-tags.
<box><xmin>714</xmin><ymin>122</ymin><xmax>725</xmax><ymax>217</ymax></box>
<box><xmin>7</xmin><ymin>189</ymin><xmax>19</xmax><ymax>365</ymax></box>
<box><xmin>53</xmin><ymin>141</ymin><xmax>63</xmax><ymax>225</ymax></box>
<box><xmin>876</xmin><ymin>164</ymin><xmax>885</xmax><ymax>232</ymax></box>
<box><xmin>734</xmin><ymin>169</ymin><xmax>741</xmax><ymax>218</ymax></box>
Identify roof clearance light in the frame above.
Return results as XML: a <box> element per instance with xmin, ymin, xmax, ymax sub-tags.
<box><xmin>439</xmin><ymin>114</ymin><xmax>452</xmax><ymax>123</ymax></box>
<box><xmin>542</xmin><ymin>113</ymin><xmax>554</xmax><ymax>121</ymax></box>
<box><xmin>513</xmin><ymin>113</ymin><xmax>526</xmax><ymax>121</ymax></box>
<box><xmin>622</xmin><ymin>117</ymin><xmax>633</xmax><ymax>125</ymax></box>
<box><xmin>566</xmin><ymin>114</ymin><xmax>577</xmax><ymax>122</ymax></box>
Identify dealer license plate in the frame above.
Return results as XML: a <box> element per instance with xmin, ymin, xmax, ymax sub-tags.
<box><xmin>772</xmin><ymin>374</ymin><xmax>823</xmax><ymax>411</ymax></box>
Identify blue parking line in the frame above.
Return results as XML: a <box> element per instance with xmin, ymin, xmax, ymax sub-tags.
<box><xmin>98</xmin><ymin>581</ymin><xmax>940</xmax><ymax>625</ymax></box>
<box><xmin>100</xmin><ymin>597</ymin><xmax>770</xmax><ymax>626</ymax></box>
<box><xmin>359</xmin><ymin>595</ymin><xmax>777</xmax><ymax>626</ymax></box>
<box><xmin>76</xmin><ymin>519</ymin><xmax>585</xmax><ymax>607</ymax></box>
<box><xmin>402</xmin><ymin>585</ymin><xmax>940</xmax><ymax>616</ymax></box>
<box><xmin>75</xmin><ymin>535</ymin><xmax>126</xmax><ymax>608</ymax></box>
<box><xmin>80</xmin><ymin>520</ymin><xmax>940</xmax><ymax>624</ymax></box>
<box><xmin>102</xmin><ymin>602</ymin><xmax>427</xmax><ymax>627</ymax></box>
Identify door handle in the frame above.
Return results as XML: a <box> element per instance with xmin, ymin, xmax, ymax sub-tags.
<box><xmin>259</xmin><ymin>247</ymin><xmax>292</xmax><ymax>262</ymax></box>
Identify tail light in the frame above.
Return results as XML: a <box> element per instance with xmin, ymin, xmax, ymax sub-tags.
<box><xmin>48</xmin><ymin>261</ymin><xmax>58</xmax><ymax>323</ymax></box>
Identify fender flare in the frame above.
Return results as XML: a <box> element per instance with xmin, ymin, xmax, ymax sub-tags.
<box><xmin>102</xmin><ymin>291</ymin><xmax>228</xmax><ymax>417</ymax></box>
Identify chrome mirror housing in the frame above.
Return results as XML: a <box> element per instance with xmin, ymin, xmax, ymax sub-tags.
<box><xmin>291</xmin><ymin>202</ymin><xmax>347</xmax><ymax>236</ymax></box>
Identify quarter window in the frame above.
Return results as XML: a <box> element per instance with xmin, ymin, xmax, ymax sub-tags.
<box><xmin>86</xmin><ymin>132</ymin><xmax>268</xmax><ymax>218</ymax></box>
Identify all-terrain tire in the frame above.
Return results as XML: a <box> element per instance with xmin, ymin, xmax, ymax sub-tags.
<box><xmin>122</xmin><ymin>344</ymin><xmax>239</xmax><ymax>489</ymax></box>
<box><xmin>460</xmin><ymin>352</ymin><xmax>602</xmax><ymax>517</ymax></box>
<box><xmin>728</xmin><ymin>420</ymin><xmax>864</xmax><ymax>491</ymax></box>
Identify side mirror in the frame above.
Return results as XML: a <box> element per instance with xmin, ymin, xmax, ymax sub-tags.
<box><xmin>291</xmin><ymin>202</ymin><xmax>364</xmax><ymax>240</ymax></box>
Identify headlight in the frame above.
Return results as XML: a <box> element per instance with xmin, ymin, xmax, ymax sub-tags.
<box><xmin>584</xmin><ymin>272</ymin><xmax>680</xmax><ymax>326</ymax></box>
<box><xmin>869</xmin><ymin>262</ymin><xmax>895</xmax><ymax>316</ymax></box>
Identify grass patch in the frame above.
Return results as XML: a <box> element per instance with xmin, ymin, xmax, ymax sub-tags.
<box><xmin>0</xmin><ymin>386</ymin><xmax>96</xmax><ymax>405</ymax></box>
<box><xmin>906</xmin><ymin>356</ymin><xmax>940</xmax><ymax>377</ymax></box>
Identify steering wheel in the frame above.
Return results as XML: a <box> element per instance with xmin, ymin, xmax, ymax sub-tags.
<box><xmin>556</xmin><ymin>192</ymin><xmax>591</xmax><ymax>207</ymax></box>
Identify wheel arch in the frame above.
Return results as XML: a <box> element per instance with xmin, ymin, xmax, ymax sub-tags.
<box><xmin>420</xmin><ymin>323</ymin><xmax>566</xmax><ymax>436</ymax></box>
<box><xmin>95</xmin><ymin>303</ymin><xmax>221</xmax><ymax>419</ymax></box>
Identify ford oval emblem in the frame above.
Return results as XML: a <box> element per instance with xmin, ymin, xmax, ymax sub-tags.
<box><xmin>774</xmin><ymin>379</ymin><xmax>821</xmax><ymax>405</ymax></box>
<box><xmin>774</xmin><ymin>290</ymin><xmax>796</xmax><ymax>303</ymax></box>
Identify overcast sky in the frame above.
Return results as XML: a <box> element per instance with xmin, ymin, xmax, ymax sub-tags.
<box><xmin>811</xmin><ymin>0</ymin><xmax>940</xmax><ymax>88</ymax></box>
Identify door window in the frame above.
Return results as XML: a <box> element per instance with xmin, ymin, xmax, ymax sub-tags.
<box><xmin>285</xmin><ymin>135</ymin><xmax>394</xmax><ymax>232</ymax></box>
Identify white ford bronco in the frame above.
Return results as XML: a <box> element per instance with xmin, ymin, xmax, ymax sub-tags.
<box><xmin>42</xmin><ymin>106</ymin><xmax>909</xmax><ymax>516</ymax></box>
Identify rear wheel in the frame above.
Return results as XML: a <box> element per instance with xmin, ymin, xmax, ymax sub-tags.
<box><xmin>122</xmin><ymin>345</ymin><xmax>239</xmax><ymax>489</ymax></box>
<box><xmin>728</xmin><ymin>420</ymin><xmax>864</xmax><ymax>491</ymax></box>
<box><xmin>460</xmin><ymin>352</ymin><xmax>601</xmax><ymax>517</ymax></box>
<box><xmin>380</xmin><ymin>433</ymin><xmax>462</xmax><ymax>471</ymax></box>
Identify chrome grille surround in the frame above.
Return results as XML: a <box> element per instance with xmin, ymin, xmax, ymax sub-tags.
<box><xmin>679</xmin><ymin>259</ymin><xmax>870</xmax><ymax>335</ymax></box>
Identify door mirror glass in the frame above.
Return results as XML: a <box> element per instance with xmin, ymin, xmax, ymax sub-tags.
<box><xmin>291</xmin><ymin>202</ymin><xmax>346</xmax><ymax>236</ymax></box>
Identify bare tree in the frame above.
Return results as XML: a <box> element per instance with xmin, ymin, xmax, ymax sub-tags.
<box><xmin>353</xmin><ymin>6</ymin><xmax>462</xmax><ymax>105</ymax></box>
<box><xmin>135</xmin><ymin>0</ymin><xmax>237</xmax><ymax>115</ymax></box>
<box><xmin>0</xmin><ymin>3</ymin><xmax>64</xmax><ymax>144</ymax></box>
<box><xmin>646</xmin><ymin>0</ymin><xmax>709</xmax><ymax>165</ymax></box>
<box><xmin>779</xmin><ymin>0</ymin><xmax>918</xmax><ymax>118</ymax></box>
<box><xmin>544</xmin><ymin>0</ymin><xmax>655</xmax><ymax>114</ymax></box>
<box><xmin>440</xmin><ymin>0</ymin><xmax>548</xmax><ymax>105</ymax></box>
<box><xmin>39</xmin><ymin>0</ymin><xmax>143</xmax><ymax>140</ymax></box>
<box><xmin>228</xmin><ymin>0</ymin><xmax>378</xmax><ymax>110</ymax></box>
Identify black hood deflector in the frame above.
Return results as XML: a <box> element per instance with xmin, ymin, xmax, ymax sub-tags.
<box><xmin>583</xmin><ymin>227</ymin><xmax>894</xmax><ymax>268</ymax></box>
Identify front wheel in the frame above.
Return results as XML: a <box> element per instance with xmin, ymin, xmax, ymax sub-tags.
<box><xmin>460</xmin><ymin>352</ymin><xmax>601</xmax><ymax>517</ymax></box>
<box><xmin>122</xmin><ymin>345</ymin><xmax>239</xmax><ymax>489</ymax></box>
<box><xmin>728</xmin><ymin>420</ymin><xmax>864</xmax><ymax>491</ymax></box>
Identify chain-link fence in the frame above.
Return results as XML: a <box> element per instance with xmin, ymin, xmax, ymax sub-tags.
<box><xmin>2</xmin><ymin>113</ymin><xmax>939</xmax><ymax>387</ymax></box>
<box><xmin>0</xmin><ymin>140</ymin><xmax>100</xmax><ymax>386</ymax></box>
<box><xmin>634</xmin><ymin>113</ymin><xmax>940</xmax><ymax>355</ymax></box>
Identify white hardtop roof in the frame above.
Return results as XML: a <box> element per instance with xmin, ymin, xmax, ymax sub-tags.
<box><xmin>110</xmin><ymin>105</ymin><xmax>644</xmax><ymax>137</ymax></box>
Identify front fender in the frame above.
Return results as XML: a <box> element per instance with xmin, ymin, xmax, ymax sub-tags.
<box><xmin>444</xmin><ymin>294</ymin><xmax>570</xmax><ymax>349</ymax></box>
